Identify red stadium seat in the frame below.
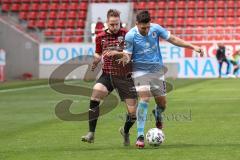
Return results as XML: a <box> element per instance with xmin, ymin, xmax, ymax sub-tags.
<box><xmin>58</xmin><ymin>11</ymin><xmax>67</xmax><ymax>19</ymax></box>
<box><xmin>75</xmin><ymin>28</ymin><xmax>84</xmax><ymax>35</ymax></box>
<box><xmin>49</xmin><ymin>11</ymin><xmax>57</xmax><ymax>19</ymax></box>
<box><xmin>168</xmin><ymin>0</ymin><xmax>176</xmax><ymax>9</ymax></box>
<box><xmin>44</xmin><ymin>29</ymin><xmax>53</xmax><ymax>37</ymax></box>
<box><xmin>79</xmin><ymin>2</ymin><xmax>88</xmax><ymax>10</ymax></box>
<box><xmin>216</xmin><ymin>17</ymin><xmax>225</xmax><ymax>26</ymax></box>
<box><xmin>11</xmin><ymin>4</ymin><xmax>20</xmax><ymax>12</ymax></box>
<box><xmin>56</xmin><ymin>20</ymin><xmax>65</xmax><ymax>28</ymax></box>
<box><xmin>53</xmin><ymin>28</ymin><xmax>63</xmax><ymax>36</ymax></box>
<box><xmin>19</xmin><ymin>12</ymin><xmax>28</xmax><ymax>20</ymax></box>
<box><xmin>186</xmin><ymin>18</ymin><xmax>194</xmax><ymax>26</ymax></box>
<box><xmin>194</xmin><ymin>26</ymin><xmax>205</xmax><ymax>34</ymax></box>
<box><xmin>46</xmin><ymin>20</ymin><xmax>55</xmax><ymax>28</ymax></box>
<box><xmin>149</xmin><ymin>10</ymin><xmax>156</xmax><ymax>18</ymax></box>
<box><xmin>184</xmin><ymin>36</ymin><xmax>193</xmax><ymax>41</ymax></box>
<box><xmin>30</xmin><ymin>3</ymin><xmax>39</xmax><ymax>11</ymax></box>
<box><xmin>36</xmin><ymin>20</ymin><xmax>45</xmax><ymax>29</ymax></box>
<box><xmin>69</xmin><ymin>3</ymin><xmax>78</xmax><ymax>10</ymax></box>
<box><xmin>49</xmin><ymin>3</ymin><xmax>58</xmax><ymax>10</ymax></box>
<box><xmin>217</xmin><ymin>0</ymin><xmax>225</xmax><ymax>8</ymax></box>
<box><xmin>196</xmin><ymin>9</ymin><xmax>205</xmax><ymax>17</ymax></box>
<box><xmin>76</xmin><ymin>20</ymin><xmax>85</xmax><ymax>28</ymax></box>
<box><xmin>206</xmin><ymin>17</ymin><xmax>215</xmax><ymax>26</ymax></box>
<box><xmin>155</xmin><ymin>18</ymin><xmax>164</xmax><ymax>25</ymax></box>
<box><xmin>66</xmin><ymin>20</ymin><xmax>75</xmax><ymax>28</ymax></box>
<box><xmin>194</xmin><ymin>35</ymin><xmax>203</xmax><ymax>41</ymax></box>
<box><xmin>226</xmin><ymin>17</ymin><xmax>235</xmax><ymax>26</ymax></box>
<box><xmin>134</xmin><ymin>2</ymin><xmax>145</xmax><ymax>10</ymax></box>
<box><xmin>188</xmin><ymin>0</ymin><xmax>196</xmax><ymax>8</ymax></box>
<box><xmin>156</xmin><ymin>10</ymin><xmax>164</xmax><ymax>17</ymax></box>
<box><xmin>207</xmin><ymin>0</ymin><xmax>215</xmax><ymax>8</ymax></box>
<box><xmin>38</xmin><ymin>12</ymin><xmax>47</xmax><ymax>20</ymax></box>
<box><xmin>196</xmin><ymin>17</ymin><xmax>205</xmax><ymax>26</ymax></box>
<box><xmin>64</xmin><ymin>28</ymin><xmax>74</xmax><ymax>36</ymax></box>
<box><xmin>227</xmin><ymin>0</ymin><xmax>235</xmax><ymax>8</ymax></box>
<box><xmin>165</xmin><ymin>18</ymin><xmax>174</xmax><ymax>27</ymax></box>
<box><xmin>198</xmin><ymin>0</ymin><xmax>205</xmax><ymax>8</ymax></box>
<box><xmin>206</xmin><ymin>9</ymin><xmax>215</xmax><ymax>17</ymax></box>
<box><xmin>216</xmin><ymin>9</ymin><xmax>224</xmax><ymax>17</ymax></box>
<box><xmin>177</xmin><ymin>0</ymin><xmax>186</xmax><ymax>9</ymax></box>
<box><xmin>59</xmin><ymin>3</ymin><xmax>68</xmax><ymax>10</ymax></box>
<box><xmin>39</xmin><ymin>3</ymin><xmax>49</xmax><ymax>11</ymax></box>
<box><xmin>19</xmin><ymin>3</ymin><xmax>30</xmax><ymax>11</ymax></box>
<box><xmin>147</xmin><ymin>2</ymin><xmax>156</xmax><ymax>10</ymax></box>
<box><xmin>74</xmin><ymin>37</ymin><xmax>84</xmax><ymax>42</ymax></box>
<box><xmin>68</xmin><ymin>11</ymin><xmax>77</xmax><ymax>19</ymax></box>
<box><xmin>54</xmin><ymin>37</ymin><xmax>62</xmax><ymax>43</ymax></box>
<box><xmin>227</xmin><ymin>9</ymin><xmax>235</xmax><ymax>17</ymax></box>
<box><xmin>166</xmin><ymin>9</ymin><xmax>175</xmax><ymax>17</ymax></box>
<box><xmin>187</xmin><ymin>9</ymin><xmax>195</xmax><ymax>17</ymax></box>
<box><xmin>176</xmin><ymin>18</ymin><xmax>184</xmax><ymax>26</ymax></box>
<box><xmin>62</xmin><ymin>37</ymin><xmax>72</xmax><ymax>43</ymax></box>
<box><xmin>27</xmin><ymin>20</ymin><xmax>36</xmax><ymax>29</ymax></box>
<box><xmin>177</xmin><ymin>9</ymin><xmax>185</xmax><ymax>17</ymax></box>
<box><xmin>27</xmin><ymin>12</ymin><xmax>37</xmax><ymax>20</ymax></box>
<box><xmin>157</xmin><ymin>1</ymin><xmax>166</xmax><ymax>9</ymax></box>
<box><xmin>185</xmin><ymin>27</ymin><xmax>194</xmax><ymax>34</ymax></box>
<box><xmin>78</xmin><ymin>11</ymin><xmax>87</xmax><ymax>19</ymax></box>
<box><xmin>1</xmin><ymin>4</ymin><xmax>10</xmax><ymax>12</ymax></box>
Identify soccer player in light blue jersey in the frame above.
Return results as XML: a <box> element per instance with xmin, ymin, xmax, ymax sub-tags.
<box><xmin>106</xmin><ymin>10</ymin><xmax>203</xmax><ymax>148</ymax></box>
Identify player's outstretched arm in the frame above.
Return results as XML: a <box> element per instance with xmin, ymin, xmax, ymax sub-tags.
<box><xmin>167</xmin><ymin>35</ymin><xmax>204</xmax><ymax>56</ymax></box>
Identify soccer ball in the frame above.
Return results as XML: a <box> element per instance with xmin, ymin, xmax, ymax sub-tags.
<box><xmin>146</xmin><ymin>128</ymin><xmax>165</xmax><ymax>146</ymax></box>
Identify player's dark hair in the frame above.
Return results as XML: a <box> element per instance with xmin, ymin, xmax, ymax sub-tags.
<box><xmin>107</xmin><ymin>9</ymin><xmax>120</xmax><ymax>19</ymax></box>
<box><xmin>136</xmin><ymin>10</ymin><xmax>151</xmax><ymax>23</ymax></box>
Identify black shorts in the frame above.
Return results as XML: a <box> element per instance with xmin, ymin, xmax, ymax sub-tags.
<box><xmin>96</xmin><ymin>73</ymin><xmax>137</xmax><ymax>101</ymax></box>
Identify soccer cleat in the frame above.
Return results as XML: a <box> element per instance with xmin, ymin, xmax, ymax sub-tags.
<box><xmin>81</xmin><ymin>132</ymin><xmax>94</xmax><ymax>143</ymax></box>
<box><xmin>119</xmin><ymin>127</ymin><xmax>130</xmax><ymax>146</ymax></box>
<box><xmin>152</xmin><ymin>109</ymin><xmax>163</xmax><ymax>129</ymax></box>
<box><xmin>136</xmin><ymin>135</ymin><xmax>145</xmax><ymax>148</ymax></box>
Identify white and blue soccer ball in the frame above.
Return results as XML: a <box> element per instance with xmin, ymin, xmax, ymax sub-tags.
<box><xmin>146</xmin><ymin>128</ymin><xmax>165</xmax><ymax>146</ymax></box>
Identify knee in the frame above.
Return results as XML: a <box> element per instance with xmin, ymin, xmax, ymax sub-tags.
<box><xmin>127</xmin><ymin>113</ymin><xmax>137</xmax><ymax>122</ymax></box>
<box><xmin>140</xmin><ymin>97</ymin><xmax>151</xmax><ymax>102</ymax></box>
<box><xmin>157</xmin><ymin>100</ymin><xmax>167</xmax><ymax>109</ymax></box>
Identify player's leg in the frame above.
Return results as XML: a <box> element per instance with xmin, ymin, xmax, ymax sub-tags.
<box><xmin>219</xmin><ymin>61</ymin><xmax>223</xmax><ymax>77</ymax></box>
<box><xmin>135</xmin><ymin>87</ymin><xmax>151</xmax><ymax>148</ymax></box>
<box><xmin>112</xmin><ymin>76</ymin><xmax>138</xmax><ymax>146</ymax></box>
<box><xmin>82</xmin><ymin>74</ymin><xmax>113</xmax><ymax>143</ymax></box>
<box><xmin>151</xmin><ymin>80</ymin><xmax>167</xmax><ymax>129</ymax></box>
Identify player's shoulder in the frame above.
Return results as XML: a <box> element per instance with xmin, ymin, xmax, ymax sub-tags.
<box><xmin>96</xmin><ymin>30</ymin><xmax>107</xmax><ymax>39</ymax></box>
<box><xmin>125</xmin><ymin>26</ymin><xmax>137</xmax><ymax>38</ymax></box>
<box><xmin>150</xmin><ymin>23</ymin><xmax>163</xmax><ymax>29</ymax></box>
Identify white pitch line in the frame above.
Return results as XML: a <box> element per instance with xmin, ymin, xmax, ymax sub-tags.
<box><xmin>0</xmin><ymin>85</ymin><xmax>49</xmax><ymax>93</ymax></box>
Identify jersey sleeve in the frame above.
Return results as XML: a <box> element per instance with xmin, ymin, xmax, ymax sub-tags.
<box><xmin>123</xmin><ymin>31</ymin><xmax>134</xmax><ymax>54</ymax></box>
<box><xmin>95</xmin><ymin>35</ymin><xmax>102</xmax><ymax>55</ymax></box>
<box><xmin>155</xmin><ymin>24</ymin><xmax>171</xmax><ymax>40</ymax></box>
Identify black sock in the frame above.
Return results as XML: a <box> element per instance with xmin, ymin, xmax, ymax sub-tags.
<box><xmin>89</xmin><ymin>100</ymin><xmax>100</xmax><ymax>132</ymax></box>
<box><xmin>233</xmin><ymin>67</ymin><xmax>239</xmax><ymax>75</ymax></box>
<box><xmin>155</xmin><ymin>105</ymin><xmax>165</xmax><ymax>128</ymax></box>
<box><xmin>124</xmin><ymin>113</ymin><xmax>136</xmax><ymax>134</ymax></box>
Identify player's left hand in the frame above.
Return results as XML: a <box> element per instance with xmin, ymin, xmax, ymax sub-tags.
<box><xmin>193</xmin><ymin>46</ymin><xmax>204</xmax><ymax>57</ymax></box>
<box><xmin>104</xmin><ymin>50</ymin><xmax>118</xmax><ymax>57</ymax></box>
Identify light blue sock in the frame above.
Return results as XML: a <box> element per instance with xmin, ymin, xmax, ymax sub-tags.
<box><xmin>137</xmin><ymin>101</ymin><xmax>148</xmax><ymax>137</ymax></box>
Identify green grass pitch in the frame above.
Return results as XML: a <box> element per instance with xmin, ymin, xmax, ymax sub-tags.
<box><xmin>0</xmin><ymin>79</ymin><xmax>240</xmax><ymax>160</ymax></box>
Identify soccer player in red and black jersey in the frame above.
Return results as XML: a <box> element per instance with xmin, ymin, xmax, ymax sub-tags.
<box><xmin>81</xmin><ymin>9</ymin><xmax>138</xmax><ymax>146</ymax></box>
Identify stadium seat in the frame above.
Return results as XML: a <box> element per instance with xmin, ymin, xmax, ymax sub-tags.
<box><xmin>155</xmin><ymin>18</ymin><xmax>164</xmax><ymax>25</ymax></box>
<box><xmin>56</xmin><ymin>20</ymin><xmax>65</xmax><ymax>28</ymax></box>
<box><xmin>49</xmin><ymin>3</ymin><xmax>58</xmax><ymax>10</ymax></box>
<box><xmin>58</xmin><ymin>11</ymin><xmax>67</xmax><ymax>19</ymax></box>
<box><xmin>62</xmin><ymin>37</ymin><xmax>72</xmax><ymax>43</ymax></box>
<box><xmin>69</xmin><ymin>3</ymin><xmax>78</xmax><ymax>10</ymax></box>
<box><xmin>44</xmin><ymin>28</ymin><xmax>53</xmax><ymax>37</ymax></box>
<box><xmin>227</xmin><ymin>9</ymin><xmax>235</xmax><ymax>17</ymax></box>
<box><xmin>166</xmin><ymin>9</ymin><xmax>175</xmax><ymax>17</ymax></box>
<box><xmin>134</xmin><ymin>2</ymin><xmax>145</xmax><ymax>10</ymax></box>
<box><xmin>27</xmin><ymin>12</ymin><xmax>37</xmax><ymax>20</ymax></box>
<box><xmin>59</xmin><ymin>3</ymin><xmax>68</xmax><ymax>11</ymax></box>
<box><xmin>226</xmin><ymin>17</ymin><xmax>235</xmax><ymax>26</ymax></box>
<box><xmin>147</xmin><ymin>2</ymin><xmax>156</xmax><ymax>10</ymax></box>
<box><xmin>165</xmin><ymin>18</ymin><xmax>174</xmax><ymax>27</ymax></box>
<box><xmin>53</xmin><ymin>28</ymin><xmax>63</xmax><ymax>36</ymax></box>
<box><xmin>1</xmin><ymin>4</ymin><xmax>10</xmax><ymax>12</ymax></box>
<box><xmin>39</xmin><ymin>3</ymin><xmax>49</xmax><ymax>11</ymax></box>
<box><xmin>198</xmin><ymin>0</ymin><xmax>205</xmax><ymax>8</ymax></box>
<box><xmin>157</xmin><ymin>1</ymin><xmax>166</xmax><ymax>9</ymax></box>
<box><xmin>217</xmin><ymin>0</ymin><xmax>225</xmax><ymax>8</ymax></box>
<box><xmin>68</xmin><ymin>11</ymin><xmax>77</xmax><ymax>19</ymax></box>
<box><xmin>38</xmin><ymin>12</ymin><xmax>47</xmax><ymax>20</ymax></box>
<box><xmin>206</xmin><ymin>17</ymin><xmax>215</xmax><ymax>26</ymax></box>
<box><xmin>177</xmin><ymin>9</ymin><xmax>185</xmax><ymax>17</ymax></box>
<box><xmin>206</xmin><ymin>9</ymin><xmax>215</xmax><ymax>17</ymax></box>
<box><xmin>188</xmin><ymin>0</ymin><xmax>196</xmax><ymax>8</ymax></box>
<box><xmin>207</xmin><ymin>0</ymin><xmax>215</xmax><ymax>8</ymax></box>
<box><xmin>19</xmin><ymin>3</ymin><xmax>30</xmax><ymax>11</ymax></box>
<box><xmin>64</xmin><ymin>28</ymin><xmax>74</xmax><ymax>36</ymax></box>
<box><xmin>66</xmin><ymin>20</ymin><xmax>75</xmax><ymax>28</ymax></box>
<box><xmin>49</xmin><ymin>11</ymin><xmax>57</xmax><ymax>19</ymax></box>
<box><xmin>27</xmin><ymin>20</ymin><xmax>36</xmax><ymax>29</ymax></box>
<box><xmin>216</xmin><ymin>17</ymin><xmax>225</xmax><ymax>26</ymax></box>
<box><xmin>36</xmin><ymin>20</ymin><xmax>45</xmax><ymax>29</ymax></box>
<box><xmin>46</xmin><ymin>20</ymin><xmax>55</xmax><ymax>28</ymax></box>
<box><xmin>76</xmin><ymin>20</ymin><xmax>85</xmax><ymax>28</ymax></box>
<box><xmin>19</xmin><ymin>12</ymin><xmax>28</xmax><ymax>20</ymax></box>
<box><xmin>196</xmin><ymin>9</ymin><xmax>205</xmax><ymax>17</ymax></box>
<box><xmin>156</xmin><ymin>10</ymin><xmax>164</xmax><ymax>17</ymax></box>
<box><xmin>54</xmin><ymin>37</ymin><xmax>62</xmax><ymax>43</ymax></box>
<box><xmin>186</xmin><ymin>18</ymin><xmax>194</xmax><ymax>26</ymax></box>
<box><xmin>177</xmin><ymin>0</ymin><xmax>185</xmax><ymax>9</ymax></box>
<box><xmin>176</xmin><ymin>18</ymin><xmax>184</xmax><ymax>26</ymax></box>
<box><xmin>75</xmin><ymin>28</ymin><xmax>84</xmax><ymax>36</ymax></box>
<box><xmin>30</xmin><ymin>3</ymin><xmax>39</xmax><ymax>11</ymax></box>
<box><xmin>78</xmin><ymin>11</ymin><xmax>87</xmax><ymax>19</ymax></box>
<box><xmin>11</xmin><ymin>4</ymin><xmax>20</xmax><ymax>12</ymax></box>
<box><xmin>187</xmin><ymin>9</ymin><xmax>195</xmax><ymax>17</ymax></box>
<box><xmin>227</xmin><ymin>0</ymin><xmax>235</xmax><ymax>8</ymax></box>
<box><xmin>79</xmin><ymin>2</ymin><xmax>88</xmax><ymax>10</ymax></box>
<box><xmin>74</xmin><ymin>37</ymin><xmax>84</xmax><ymax>42</ymax></box>
<box><xmin>216</xmin><ymin>9</ymin><xmax>224</xmax><ymax>17</ymax></box>
<box><xmin>196</xmin><ymin>17</ymin><xmax>205</xmax><ymax>26</ymax></box>
<box><xmin>168</xmin><ymin>0</ymin><xmax>176</xmax><ymax>9</ymax></box>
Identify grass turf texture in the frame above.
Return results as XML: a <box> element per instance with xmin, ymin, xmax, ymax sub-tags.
<box><xmin>0</xmin><ymin>79</ymin><xmax>240</xmax><ymax>160</ymax></box>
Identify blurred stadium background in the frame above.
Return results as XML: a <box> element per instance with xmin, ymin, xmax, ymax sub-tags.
<box><xmin>0</xmin><ymin>1</ymin><xmax>240</xmax><ymax>160</ymax></box>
